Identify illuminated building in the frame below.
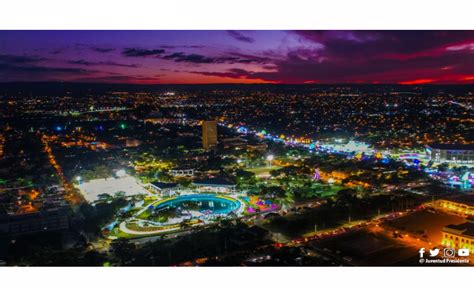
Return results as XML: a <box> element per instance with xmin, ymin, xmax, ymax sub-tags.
<box><xmin>149</xmin><ymin>182</ymin><xmax>178</xmax><ymax>197</ymax></box>
<box><xmin>426</xmin><ymin>144</ymin><xmax>474</xmax><ymax>164</ymax></box>
<box><xmin>447</xmin><ymin>172</ymin><xmax>473</xmax><ymax>190</ymax></box>
<box><xmin>125</xmin><ymin>138</ymin><xmax>142</xmax><ymax>147</ymax></box>
<box><xmin>0</xmin><ymin>134</ymin><xmax>4</xmax><ymax>158</ymax></box>
<box><xmin>221</xmin><ymin>137</ymin><xmax>247</xmax><ymax>149</ymax></box>
<box><xmin>202</xmin><ymin>120</ymin><xmax>218</xmax><ymax>150</ymax></box>
<box><xmin>169</xmin><ymin>169</ymin><xmax>195</xmax><ymax>177</ymax></box>
<box><xmin>435</xmin><ymin>196</ymin><xmax>474</xmax><ymax>216</ymax></box>
<box><xmin>192</xmin><ymin>178</ymin><xmax>236</xmax><ymax>194</ymax></box>
<box><xmin>441</xmin><ymin>218</ymin><xmax>474</xmax><ymax>252</ymax></box>
<box><xmin>246</xmin><ymin>142</ymin><xmax>268</xmax><ymax>152</ymax></box>
<box><xmin>322</xmin><ymin>140</ymin><xmax>373</xmax><ymax>154</ymax></box>
<box><xmin>319</xmin><ymin>170</ymin><xmax>348</xmax><ymax>184</ymax></box>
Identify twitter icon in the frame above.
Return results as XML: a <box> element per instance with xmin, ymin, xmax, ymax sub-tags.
<box><xmin>429</xmin><ymin>248</ymin><xmax>440</xmax><ymax>257</ymax></box>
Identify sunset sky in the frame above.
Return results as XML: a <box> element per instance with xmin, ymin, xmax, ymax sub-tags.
<box><xmin>0</xmin><ymin>30</ymin><xmax>473</xmax><ymax>84</ymax></box>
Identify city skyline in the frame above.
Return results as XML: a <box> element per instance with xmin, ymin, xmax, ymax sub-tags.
<box><xmin>0</xmin><ymin>29</ymin><xmax>473</xmax><ymax>268</ymax></box>
<box><xmin>1</xmin><ymin>1</ymin><xmax>473</xmax><ymax>295</ymax></box>
<box><xmin>1</xmin><ymin>30</ymin><xmax>473</xmax><ymax>85</ymax></box>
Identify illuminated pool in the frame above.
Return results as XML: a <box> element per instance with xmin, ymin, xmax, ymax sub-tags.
<box><xmin>152</xmin><ymin>194</ymin><xmax>241</xmax><ymax>216</ymax></box>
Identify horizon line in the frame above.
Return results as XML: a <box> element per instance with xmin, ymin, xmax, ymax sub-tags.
<box><xmin>1</xmin><ymin>81</ymin><xmax>473</xmax><ymax>86</ymax></box>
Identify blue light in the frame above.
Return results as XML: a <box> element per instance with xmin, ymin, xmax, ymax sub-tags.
<box><xmin>237</xmin><ymin>126</ymin><xmax>248</xmax><ymax>134</ymax></box>
<box><xmin>55</xmin><ymin>126</ymin><xmax>62</xmax><ymax>131</ymax></box>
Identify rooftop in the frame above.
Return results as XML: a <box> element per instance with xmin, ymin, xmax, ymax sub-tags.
<box><xmin>429</xmin><ymin>143</ymin><xmax>474</xmax><ymax>150</ymax></box>
<box><xmin>444</xmin><ymin>220</ymin><xmax>474</xmax><ymax>238</ymax></box>
<box><xmin>150</xmin><ymin>182</ymin><xmax>178</xmax><ymax>189</ymax></box>
<box><xmin>193</xmin><ymin>178</ymin><xmax>235</xmax><ymax>187</ymax></box>
<box><xmin>440</xmin><ymin>194</ymin><xmax>474</xmax><ymax>207</ymax></box>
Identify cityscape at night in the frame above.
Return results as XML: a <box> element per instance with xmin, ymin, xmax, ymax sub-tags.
<box><xmin>0</xmin><ymin>30</ymin><xmax>473</xmax><ymax>267</ymax></box>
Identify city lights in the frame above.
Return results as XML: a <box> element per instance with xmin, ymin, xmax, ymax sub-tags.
<box><xmin>1</xmin><ymin>29</ymin><xmax>473</xmax><ymax>269</ymax></box>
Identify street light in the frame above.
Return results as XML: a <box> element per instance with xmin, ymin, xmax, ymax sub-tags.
<box><xmin>266</xmin><ymin>154</ymin><xmax>274</xmax><ymax>166</ymax></box>
<box><xmin>266</xmin><ymin>154</ymin><xmax>274</xmax><ymax>165</ymax></box>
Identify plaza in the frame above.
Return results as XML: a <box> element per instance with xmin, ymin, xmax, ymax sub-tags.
<box><xmin>75</xmin><ymin>175</ymin><xmax>148</xmax><ymax>202</ymax></box>
<box><xmin>111</xmin><ymin>192</ymin><xmax>247</xmax><ymax>238</ymax></box>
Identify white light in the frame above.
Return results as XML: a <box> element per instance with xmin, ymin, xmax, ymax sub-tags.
<box><xmin>116</xmin><ymin>169</ymin><xmax>127</xmax><ymax>178</ymax></box>
<box><xmin>76</xmin><ymin>176</ymin><xmax>82</xmax><ymax>181</ymax></box>
<box><xmin>237</xmin><ymin>159</ymin><xmax>243</xmax><ymax>164</ymax></box>
<box><xmin>266</xmin><ymin>155</ymin><xmax>274</xmax><ymax>161</ymax></box>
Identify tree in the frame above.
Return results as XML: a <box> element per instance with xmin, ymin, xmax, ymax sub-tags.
<box><xmin>274</xmin><ymin>193</ymin><xmax>295</xmax><ymax>211</ymax></box>
<box><xmin>177</xmin><ymin>178</ymin><xmax>192</xmax><ymax>187</ymax></box>
<box><xmin>98</xmin><ymin>193</ymin><xmax>112</xmax><ymax>200</ymax></box>
<box><xmin>83</xmin><ymin>250</ymin><xmax>108</xmax><ymax>266</ymax></box>
<box><xmin>235</xmin><ymin>169</ymin><xmax>256</xmax><ymax>188</ymax></box>
<box><xmin>110</xmin><ymin>238</ymin><xmax>136</xmax><ymax>264</ymax></box>
<box><xmin>114</xmin><ymin>191</ymin><xmax>126</xmax><ymax>199</ymax></box>
<box><xmin>437</xmin><ymin>163</ymin><xmax>449</xmax><ymax>172</ymax></box>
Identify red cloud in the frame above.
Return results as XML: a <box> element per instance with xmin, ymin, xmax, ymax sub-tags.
<box><xmin>398</xmin><ymin>79</ymin><xmax>436</xmax><ymax>85</ymax></box>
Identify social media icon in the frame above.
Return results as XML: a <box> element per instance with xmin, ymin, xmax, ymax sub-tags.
<box><xmin>443</xmin><ymin>248</ymin><xmax>456</xmax><ymax>257</ymax></box>
<box><xmin>418</xmin><ymin>248</ymin><xmax>425</xmax><ymax>258</ymax></box>
<box><xmin>458</xmin><ymin>248</ymin><xmax>470</xmax><ymax>257</ymax></box>
<box><xmin>429</xmin><ymin>248</ymin><xmax>440</xmax><ymax>257</ymax></box>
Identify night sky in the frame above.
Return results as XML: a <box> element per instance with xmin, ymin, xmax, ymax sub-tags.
<box><xmin>0</xmin><ymin>30</ymin><xmax>473</xmax><ymax>84</ymax></box>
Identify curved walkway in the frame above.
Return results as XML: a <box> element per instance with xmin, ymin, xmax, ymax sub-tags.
<box><xmin>118</xmin><ymin>193</ymin><xmax>247</xmax><ymax>236</ymax></box>
<box><xmin>119</xmin><ymin>221</ymin><xmax>181</xmax><ymax>235</ymax></box>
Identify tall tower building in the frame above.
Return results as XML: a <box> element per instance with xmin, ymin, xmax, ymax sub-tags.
<box><xmin>202</xmin><ymin>120</ymin><xmax>218</xmax><ymax>149</ymax></box>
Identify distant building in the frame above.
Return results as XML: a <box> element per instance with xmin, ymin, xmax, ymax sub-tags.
<box><xmin>149</xmin><ymin>182</ymin><xmax>178</xmax><ymax>197</ymax></box>
<box><xmin>202</xmin><ymin>120</ymin><xmax>218</xmax><ymax>150</ymax></box>
<box><xmin>435</xmin><ymin>195</ymin><xmax>474</xmax><ymax>216</ymax></box>
<box><xmin>427</xmin><ymin>144</ymin><xmax>474</xmax><ymax>164</ymax></box>
<box><xmin>125</xmin><ymin>138</ymin><xmax>142</xmax><ymax>147</ymax></box>
<box><xmin>0</xmin><ymin>207</ymin><xmax>70</xmax><ymax>237</ymax></box>
<box><xmin>319</xmin><ymin>170</ymin><xmax>348</xmax><ymax>184</ymax></box>
<box><xmin>246</xmin><ymin>142</ymin><xmax>268</xmax><ymax>152</ymax></box>
<box><xmin>220</xmin><ymin>137</ymin><xmax>247</xmax><ymax>149</ymax></box>
<box><xmin>0</xmin><ymin>134</ymin><xmax>5</xmax><ymax>158</ymax></box>
<box><xmin>442</xmin><ymin>218</ymin><xmax>474</xmax><ymax>252</ymax></box>
<box><xmin>192</xmin><ymin>178</ymin><xmax>236</xmax><ymax>194</ymax></box>
<box><xmin>169</xmin><ymin>169</ymin><xmax>195</xmax><ymax>177</ymax></box>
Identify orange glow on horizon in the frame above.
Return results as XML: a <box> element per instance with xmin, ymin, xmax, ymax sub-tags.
<box><xmin>398</xmin><ymin>79</ymin><xmax>436</xmax><ymax>85</ymax></box>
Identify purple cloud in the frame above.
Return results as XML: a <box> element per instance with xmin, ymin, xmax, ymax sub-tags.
<box><xmin>227</xmin><ymin>31</ymin><xmax>255</xmax><ymax>43</ymax></box>
<box><xmin>68</xmin><ymin>59</ymin><xmax>140</xmax><ymax>68</ymax></box>
<box><xmin>122</xmin><ymin>48</ymin><xmax>165</xmax><ymax>57</ymax></box>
